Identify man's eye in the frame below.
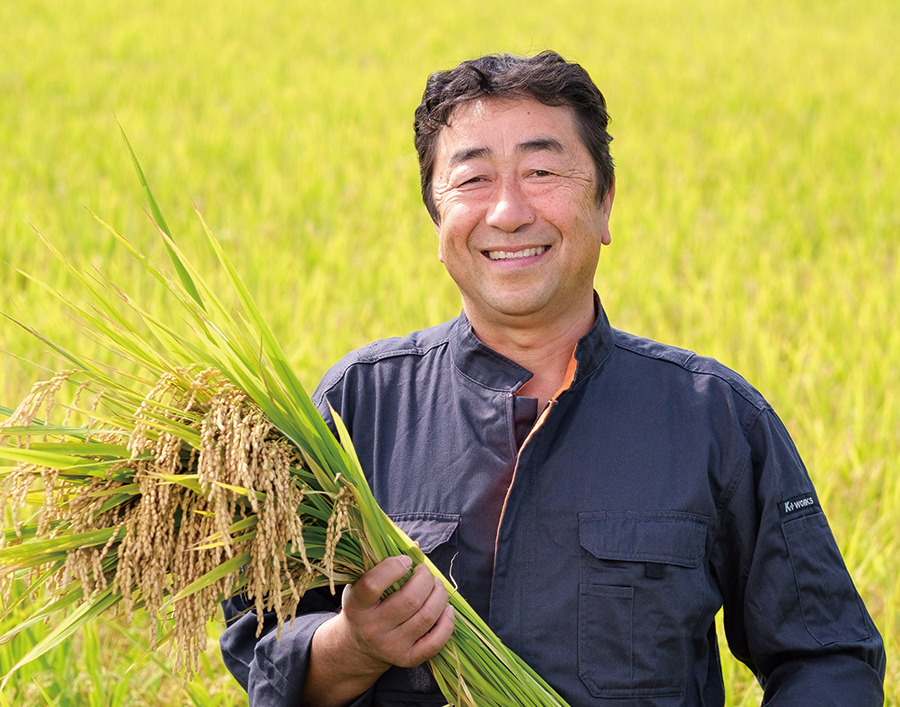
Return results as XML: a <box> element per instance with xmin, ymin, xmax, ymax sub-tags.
<box><xmin>532</xmin><ymin>169</ymin><xmax>552</xmax><ymax>177</ymax></box>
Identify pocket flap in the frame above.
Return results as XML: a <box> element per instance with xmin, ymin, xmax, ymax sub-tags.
<box><xmin>390</xmin><ymin>512</ymin><xmax>460</xmax><ymax>554</ymax></box>
<box><xmin>579</xmin><ymin>511</ymin><xmax>707</xmax><ymax>568</ymax></box>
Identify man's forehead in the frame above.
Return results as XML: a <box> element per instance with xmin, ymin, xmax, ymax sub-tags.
<box><xmin>444</xmin><ymin>95</ymin><xmax>546</xmax><ymax>126</ymax></box>
<box><xmin>440</xmin><ymin>96</ymin><xmax>576</xmax><ymax>141</ymax></box>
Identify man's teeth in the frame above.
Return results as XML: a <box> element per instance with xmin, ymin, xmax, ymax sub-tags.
<box><xmin>487</xmin><ymin>246</ymin><xmax>547</xmax><ymax>261</ymax></box>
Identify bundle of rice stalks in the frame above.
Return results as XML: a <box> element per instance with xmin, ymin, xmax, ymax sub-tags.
<box><xmin>0</xmin><ymin>141</ymin><xmax>571</xmax><ymax>706</ymax></box>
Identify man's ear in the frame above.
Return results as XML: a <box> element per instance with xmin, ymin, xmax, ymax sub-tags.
<box><xmin>600</xmin><ymin>179</ymin><xmax>615</xmax><ymax>246</ymax></box>
<box><xmin>602</xmin><ymin>179</ymin><xmax>615</xmax><ymax>217</ymax></box>
<box><xmin>435</xmin><ymin>221</ymin><xmax>444</xmax><ymax>263</ymax></box>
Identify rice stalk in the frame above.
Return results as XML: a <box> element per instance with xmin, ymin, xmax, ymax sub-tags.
<box><xmin>0</xmin><ymin>143</ymin><xmax>571</xmax><ymax>705</ymax></box>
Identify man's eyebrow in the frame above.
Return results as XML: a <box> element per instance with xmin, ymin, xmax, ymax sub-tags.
<box><xmin>516</xmin><ymin>137</ymin><xmax>565</xmax><ymax>155</ymax></box>
<box><xmin>447</xmin><ymin>138</ymin><xmax>565</xmax><ymax>169</ymax></box>
<box><xmin>448</xmin><ymin>147</ymin><xmax>492</xmax><ymax>168</ymax></box>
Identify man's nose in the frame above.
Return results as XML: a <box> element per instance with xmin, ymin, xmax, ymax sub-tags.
<box><xmin>484</xmin><ymin>177</ymin><xmax>535</xmax><ymax>232</ymax></box>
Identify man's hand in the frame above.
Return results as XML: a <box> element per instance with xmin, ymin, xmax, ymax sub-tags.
<box><xmin>340</xmin><ymin>554</ymin><xmax>455</xmax><ymax>668</ymax></box>
<box><xmin>303</xmin><ymin>555</ymin><xmax>455</xmax><ymax>707</ymax></box>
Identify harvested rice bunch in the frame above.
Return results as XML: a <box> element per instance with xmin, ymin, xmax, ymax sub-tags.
<box><xmin>0</xmin><ymin>143</ymin><xmax>571</xmax><ymax>705</ymax></box>
<box><xmin>1</xmin><ymin>367</ymin><xmax>368</xmax><ymax>679</ymax></box>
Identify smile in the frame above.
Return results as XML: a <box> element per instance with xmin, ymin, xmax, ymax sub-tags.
<box><xmin>486</xmin><ymin>246</ymin><xmax>549</xmax><ymax>261</ymax></box>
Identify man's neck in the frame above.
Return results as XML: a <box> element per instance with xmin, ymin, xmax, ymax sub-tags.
<box><xmin>466</xmin><ymin>299</ymin><xmax>596</xmax><ymax>410</ymax></box>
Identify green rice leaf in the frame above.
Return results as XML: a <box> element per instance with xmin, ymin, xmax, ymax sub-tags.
<box><xmin>0</xmin><ymin>446</ymin><xmax>131</xmax><ymax>473</ymax></box>
<box><xmin>118</xmin><ymin>123</ymin><xmax>206</xmax><ymax>312</ymax></box>
<box><xmin>0</xmin><ymin>527</ymin><xmax>123</xmax><ymax>563</ymax></box>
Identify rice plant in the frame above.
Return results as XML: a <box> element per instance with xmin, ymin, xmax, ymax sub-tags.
<box><xmin>0</xmin><ymin>143</ymin><xmax>571</xmax><ymax>706</ymax></box>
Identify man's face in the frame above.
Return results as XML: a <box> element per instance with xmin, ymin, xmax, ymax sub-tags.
<box><xmin>431</xmin><ymin>96</ymin><xmax>614</xmax><ymax>334</ymax></box>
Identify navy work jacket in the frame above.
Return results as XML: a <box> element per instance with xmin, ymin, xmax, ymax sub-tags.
<box><xmin>220</xmin><ymin>301</ymin><xmax>885</xmax><ymax>706</ymax></box>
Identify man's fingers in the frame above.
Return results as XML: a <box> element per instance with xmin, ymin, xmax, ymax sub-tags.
<box><xmin>382</xmin><ymin>567</ymin><xmax>454</xmax><ymax>667</ymax></box>
<box><xmin>380</xmin><ymin>564</ymin><xmax>445</xmax><ymax>625</ymax></box>
<box><xmin>411</xmin><ymin>604</ymin><xmax>456</xmax><ymax>663</ymax></box>
<box><xmin>344</xmin><ymin>555</ymin><xmax>413</xmax><ymax>609</ymax></box>
<box><xmin>386</xmin><ymin>564</ymin><xmax>449</xmax><ymax>631</ymax></box>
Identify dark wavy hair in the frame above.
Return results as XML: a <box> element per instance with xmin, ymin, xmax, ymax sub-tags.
<box><xmin>413</xmin><ymin>50</ymin><xmax>615</xmax><ymax>223</ymax></box>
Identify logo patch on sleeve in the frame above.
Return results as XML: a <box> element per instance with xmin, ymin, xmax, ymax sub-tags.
<box><xmin>779</xmin><ymin>492</ymin><xmax>819</xmax><ymax>517</ymax></box>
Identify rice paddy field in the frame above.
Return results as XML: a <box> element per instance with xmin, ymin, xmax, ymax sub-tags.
<box><xmin>1</xmin><ymin>0</ymin><xmax>897</xmax><ymax>704</ymax></box>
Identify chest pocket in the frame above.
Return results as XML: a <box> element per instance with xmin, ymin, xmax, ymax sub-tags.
<box><xmin>391</xmin><ymin>512</ymin><xmax>460</xmax><ymax>569</ymax></box>
<box><xmin>578</xmin><ymin>511</ymin><xmax>709</xmax><ymax>700</ymax></box>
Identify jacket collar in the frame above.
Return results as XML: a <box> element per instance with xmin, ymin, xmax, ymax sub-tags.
<box><xmin>449</xmin><ymin>293</ymin><xmax>616</xmax><ymax>393</ymax></box>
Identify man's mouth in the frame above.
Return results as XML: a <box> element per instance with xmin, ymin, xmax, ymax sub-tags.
<box><xmin>486</xmin><ymin>246</ymin><xmax>549</xmax><ymax>261</ymax></box>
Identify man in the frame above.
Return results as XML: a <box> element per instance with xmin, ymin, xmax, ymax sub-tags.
<box><xmin>220</xmin><ymin>51</ymin><xmax>885</xmax><ymax>706</ymax></box>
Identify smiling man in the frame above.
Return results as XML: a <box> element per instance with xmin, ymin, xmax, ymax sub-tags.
<box><xmin>431</xmin><ymin>96</ymin><xmax>613</xmax><ymax>409</ymax></box>
<box><xmin>220</xmin><ymin>51</ymin><xmax>885</xmax><ymax>706</ymax></box>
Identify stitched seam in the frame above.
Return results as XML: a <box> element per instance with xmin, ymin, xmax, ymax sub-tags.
<box><xmin>613</xmin><ymin>336</ymin><xmax>768</xmax><ymax>413</ymax></box>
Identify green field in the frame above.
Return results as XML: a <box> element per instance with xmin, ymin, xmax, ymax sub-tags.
<box><xmin>1</xmin><ymin>0</ymin><xmax>897</xmax><ymax>704</ymax></box>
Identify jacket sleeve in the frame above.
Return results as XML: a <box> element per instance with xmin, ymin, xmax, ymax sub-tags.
<box><xmin>219</xmin><ymin>589</ymin><xmax>338</xmax><ymax>705</ymax></box>
<box><xmin>716</xmin><ymin>406</ymin><xmax>886</xmax><ymax>705</ymax></box>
